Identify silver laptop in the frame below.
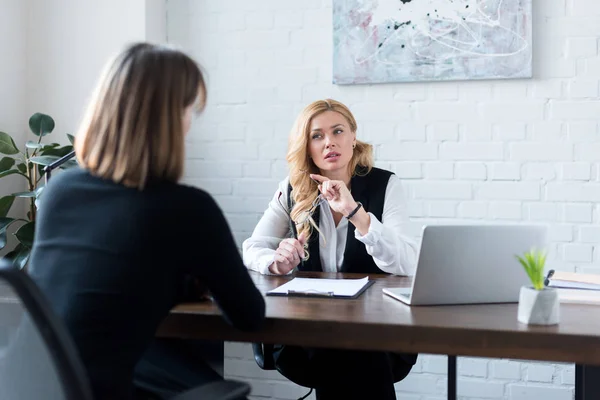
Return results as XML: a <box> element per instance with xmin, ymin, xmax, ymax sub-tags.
<box><xmin>383</xmin><ymin>225</ymin><xmax>548</xmax><ymax>306</ymax></box>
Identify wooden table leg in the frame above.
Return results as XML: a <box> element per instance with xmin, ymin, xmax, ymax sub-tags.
<box><xmin>576</xmin><ymin>364</ymin><xmax>600</xmax><ymax>400</ymax></box>
<box><xmin>448</xmin><ymin>355</ymin><xmax>457</xmax><ymax>400</ymax></box>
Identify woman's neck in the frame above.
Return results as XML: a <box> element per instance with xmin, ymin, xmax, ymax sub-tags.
<box><xmin>319</xmin><ymin>169</ymin><xmax>351</xmax><ymax>187</ymax></box>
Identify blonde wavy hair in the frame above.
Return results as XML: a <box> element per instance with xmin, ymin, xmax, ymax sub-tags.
<box><xmin>75</xmin><ymin>42</ymin><xmax>206</xmax><ymax>190</ymax></box>
<box><xmin>286</xmin><ymin>99</ymin><xmax>374</xmax><ymax>249</ymax></box>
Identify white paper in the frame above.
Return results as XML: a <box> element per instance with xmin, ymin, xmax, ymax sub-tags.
<box><xmin>268</xmin><ymin>277</ymin><xmax>370</xmax><ymax>297</ymax></box>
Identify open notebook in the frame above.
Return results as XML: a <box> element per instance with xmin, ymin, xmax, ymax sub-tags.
<box><xmin>267</xmin><ymin>277</ymin><xmax>374</xmax><ymax>299</ymax></box>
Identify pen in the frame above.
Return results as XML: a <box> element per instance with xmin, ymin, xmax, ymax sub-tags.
<box><xmin>287</xmin><ymin>289</ymin><xmax>335</xmax><ymax>297</ymax></box>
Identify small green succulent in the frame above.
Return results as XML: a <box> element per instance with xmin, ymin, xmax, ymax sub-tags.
<box><xmin>516</xmin><ymin>248</ymin><xmax>547</xmax><ymax>291</ymax></box>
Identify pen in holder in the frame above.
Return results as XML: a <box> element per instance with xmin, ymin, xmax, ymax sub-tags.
<box><xmin>287</xmin><ymin>289</ymin><xmax>335</xmax><ymax>297</ymax></box>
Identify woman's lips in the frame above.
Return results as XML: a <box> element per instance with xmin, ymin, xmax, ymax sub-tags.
<box><xmin>324</xmin><ymin>153</ymin><xmax>340</xmax><ymax>162</ymax></box>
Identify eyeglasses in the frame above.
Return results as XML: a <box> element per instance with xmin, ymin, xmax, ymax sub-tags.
<box><xmin>277</xmin><ymin>192</ymin><xmax>325</xmax><ymax>262</ymax></box>
<box><xmin>278</xmin><ymin>192</ymin><xmax>325</xmax><ymax>226</ymax></box>
<box><xmin>298</xmin><ymin>194</ymin><xmax>327</xmax><ymax>225</ymax></box>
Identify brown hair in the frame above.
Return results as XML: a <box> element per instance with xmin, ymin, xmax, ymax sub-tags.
<box><xmin>286</xmin><ymin>99</ymin><xmax>373</xmax><ymax>245</ymax></box>
<box><xmin>75</xmin><ymin>42</ymin><xmax>206</xmax><ymax>189</ymax></box>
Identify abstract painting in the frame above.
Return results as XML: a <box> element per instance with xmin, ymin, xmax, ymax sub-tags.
<box><xmin>333</xmin><ymin>0</ymin><xmax>532</xmax><ymax>84</ymax></box>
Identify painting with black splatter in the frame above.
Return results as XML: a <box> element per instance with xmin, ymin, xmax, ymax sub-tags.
<box><xmin>333</xmin><ymin>0</ymin><xmax>532</xmax><ymax>84</ymax></box>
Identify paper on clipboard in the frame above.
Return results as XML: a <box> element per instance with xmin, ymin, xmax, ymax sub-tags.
<box><xmin>267</xmin><ymin>277</ymin><xmax>370</xmax><ymax>297</ymax></box>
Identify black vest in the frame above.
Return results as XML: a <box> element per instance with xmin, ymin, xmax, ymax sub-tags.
<box><xmin>287</xmin><ymin>167</ymin><xmax>393</xmax><ymax>274</ymax></box>
<box><xmin>265</xmin><ymin>167</ymin><xmax>417</xmax><ymax>388</ymax></box>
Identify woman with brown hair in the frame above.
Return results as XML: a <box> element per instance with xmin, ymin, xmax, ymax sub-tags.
<box><xmin>243</xmin><ymin>99</ymin><xmax>418</xmax><ymax>399</ymax></box>
<box><xmin>28</xmin><ymin>42</ymin><xmax>265</xmax><ymax>400</ymax></box>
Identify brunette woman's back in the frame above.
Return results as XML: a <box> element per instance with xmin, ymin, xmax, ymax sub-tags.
<box><xmin>29</xmin><ymin>168</ymin><xmax>265</xmax><ymax>399</ymax></box>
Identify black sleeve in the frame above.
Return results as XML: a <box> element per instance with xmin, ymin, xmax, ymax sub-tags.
<box><xmin>188</xmin><ymin>191</ymin><xmax>266</xmax><ymax>332</ymax></box>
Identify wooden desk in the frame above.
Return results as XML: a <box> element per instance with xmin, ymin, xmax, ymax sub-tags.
<box><xmin>158</xmin><ymin>271</ymin><xmax>600</xmax><ymax>400</ymax></box>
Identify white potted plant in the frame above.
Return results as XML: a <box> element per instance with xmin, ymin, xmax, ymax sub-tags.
<box><xmin>516</xmin><ymin>249</ymin><xmax>559</xmax><ymax>325</ymax></box>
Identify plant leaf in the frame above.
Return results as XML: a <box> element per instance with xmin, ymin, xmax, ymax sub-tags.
<box><xmin>35</xmin><ymin>184</ymin><xmax>45</xmax><ymax>197</ymax></box>
<box><xmin>41</xmin><ymin>145</ymin><xmax>73</xmax><ymax>158</ymax></box>
<box><xmin>61</xmin><ymin>159</ymin><xmax>78</xmax><ymax>169</ymax></box>
<box><xmin>10</xmin><ymin>191</ymin><xmax>36</xmax><ymax>198</ymax></box>
<box><xmin>0</xmin><ymin>230</ymin><xmax>6</xmax><ymax>251</ymax></box>
<box><xmin>5</xmin><ymin>243</ymin><xmax>31</xmax><ymax>270</ymax></box>
<box><xmin>14</xmin><ymin>221</ymin><xmax>34</xmax><ymax>248</ymax></box>
<box><xmin>30</xmin><ymin>155</ymin><xmax>60</xmax><ymax>167</ymax></box>
<box><xmin>0</xmin><ymin>156</ymin><xmax>15</xmax><ymax>172</ymax></box>
<box><xmin>34</xmin><ymin>185</ymin><xmax>46</xmax><ymax>209</ymax></box>
<box><xmin>0</xmin><ymin>196</ymin><xmax>15</xmax><ymax>218</ymax></box>
<box><xmin>0</xmin><ymin>217</ymin><xmax>16</xmax><ymax>250</ymax></box>
<box><xmin>25</xmin><ymin>141</ymin><xmax>44</xmax><ymax>149</ymax></box>
<box><xmin>0</xmin><ymin>217</ymin><xmax>15</xmax><ymax>231</ymax></box>
<box><xmin>0</xmin><ymin>131</ymin><xmax>19</xmax><ymax>155</ymax></box>
<box><xmin>67</xmin><ymin>134</ymin><xmax>75</xmax><ymax>145</ymax></box>
<box><xmin>16</xmin><ymin>163</ymin><xmax>26</xmax><ymax>174</ymax></box>
<box><xmin>29</xmin><ymin>113</ymin><xmax>55</xmax><ymax>136</ymax></box>
<box><xmin>517</xmin><ymin>249</ymin><xmax>547</xmax><ymax>290</ymax></box>
<box><xmin>0</xmin><ymin>169</ymin><xmax>21</xmax><ymax>179</ymax></box>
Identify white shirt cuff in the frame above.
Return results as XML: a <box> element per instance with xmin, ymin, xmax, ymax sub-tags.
<box><xmin>257</xmin><ymin>254</ymin><xmax>294</xmax><ymax>276</ymax></box>
<box><xmin>258</xmin><ymin>254</ymin><xmax>277</xmax><ymax>275</ymax></box>
<box><xmin>354</xmin><ymin>212</ymin><xmax>383</xmax><ymax>246</ymax></box>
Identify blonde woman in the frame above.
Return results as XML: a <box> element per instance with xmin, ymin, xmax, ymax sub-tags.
<box><xmin>28</xmin><ymin>43</ymin><xmax>264</xmax><ymax>400</ymax></box>
<box><xmin>243</xmin><ymin>99</ymin><xmax>418</xmax><ymax>399</ymax></box>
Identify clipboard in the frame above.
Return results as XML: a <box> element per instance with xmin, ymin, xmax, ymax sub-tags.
<box><xmin>266</xmin><ymin>277</ymin><xmax>375</xmax><ymax>299</ymax></box>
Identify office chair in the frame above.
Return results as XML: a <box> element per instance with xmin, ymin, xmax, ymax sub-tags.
<box><xmin>252</xmin><ymin>342</ymin><xmax>415</xmax><ymax>388</ymax></box>
<box><xmin>0</xmin><ymin>259</ymin><xmax>250</xmax><ymax>400</ymax></box>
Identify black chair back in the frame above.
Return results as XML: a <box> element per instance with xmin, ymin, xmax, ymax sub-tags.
<box><xmin>0</xmin><ymin>259</ymin><xmax>93</xmax><ymax>400</ymax></box>
<box><xmin>0</xmin><ymin>259</ymin><xmax>252</xmax><ymax>400</ymax></box>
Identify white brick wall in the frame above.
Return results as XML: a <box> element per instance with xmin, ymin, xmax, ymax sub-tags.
<box><xmin>167</xmin><ymin>0</ymin><xmax>598</xmax><ymax>398</ymax></box>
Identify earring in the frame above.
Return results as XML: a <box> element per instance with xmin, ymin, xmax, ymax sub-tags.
<box><xmin>352</xmin><ymin>143</ymin><xmax>356</xmax><ymax>149</ymax></box>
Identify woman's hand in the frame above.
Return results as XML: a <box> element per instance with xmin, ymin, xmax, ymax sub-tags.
<box><xmin>269</xmin><ymin>233</ymin><xmax>307</xmax><ymax>275</ymax></box>
<box><xmin>310</xmin><ymin>173</ymin><xmax>371</xmax><ymax>235</ymax></box>
<box><xmin>310</xmin><ymin>174</ymin><xmax>358</xmax><ymax>216</ymax></box>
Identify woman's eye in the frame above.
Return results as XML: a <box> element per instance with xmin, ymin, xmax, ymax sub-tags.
<box><xmin>334</xmin><ymin>129</ymin><xmax>343</xmax><ymax>134</ymax></box>
<box><xmin>311</xmin><ymin>134</ymin><xmax>322</xmax><ymax>140</ymax></box>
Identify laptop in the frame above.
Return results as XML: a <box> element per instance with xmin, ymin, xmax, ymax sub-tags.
<box><xmin>383</xmin><ymin>225</ymin><xmax>548</xmax><ymax>306</ymax></box>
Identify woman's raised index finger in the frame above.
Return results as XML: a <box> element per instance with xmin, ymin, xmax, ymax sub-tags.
<box><xmin>309</xmin><ymin>173</ymin><xmax>329</xmax><ymax>183</ymax></box>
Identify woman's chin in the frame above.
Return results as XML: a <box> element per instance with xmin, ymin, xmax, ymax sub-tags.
<box><xmin>316</xmin><ymin>163</ymin><xmax>349</xmax><ymax>175</ymax></box>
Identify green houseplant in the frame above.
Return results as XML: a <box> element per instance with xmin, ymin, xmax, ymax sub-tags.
<box><xmin>0</xmin><ymin>113</ymin><xmax>76</xmax><ymax>268</ymax></box>
<box><xmin>516</xmin><ymin>249</ymin><xmax>547</xmax><ymax>291</ymax></box>
<box><xmin>516</xmin><ymin>248</ymin><xmax>559</xmax><ymax>325</ymax></box>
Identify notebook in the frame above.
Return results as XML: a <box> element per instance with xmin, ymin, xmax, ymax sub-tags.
<box><xmin>546</xmin><ymin>270</ymin><xmax>600</xmax><ymax>291</ymax></box>
<box><xmin>266</xmin><ymin>277</ymin><xmax>374</xmax><ymax>299</ymax></box>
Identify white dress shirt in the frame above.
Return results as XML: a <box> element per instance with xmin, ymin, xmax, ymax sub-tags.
<box><xmin>242</xmin><ymin>174</ymin><xmax>418</xmax><ymax>276</ymax></box>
